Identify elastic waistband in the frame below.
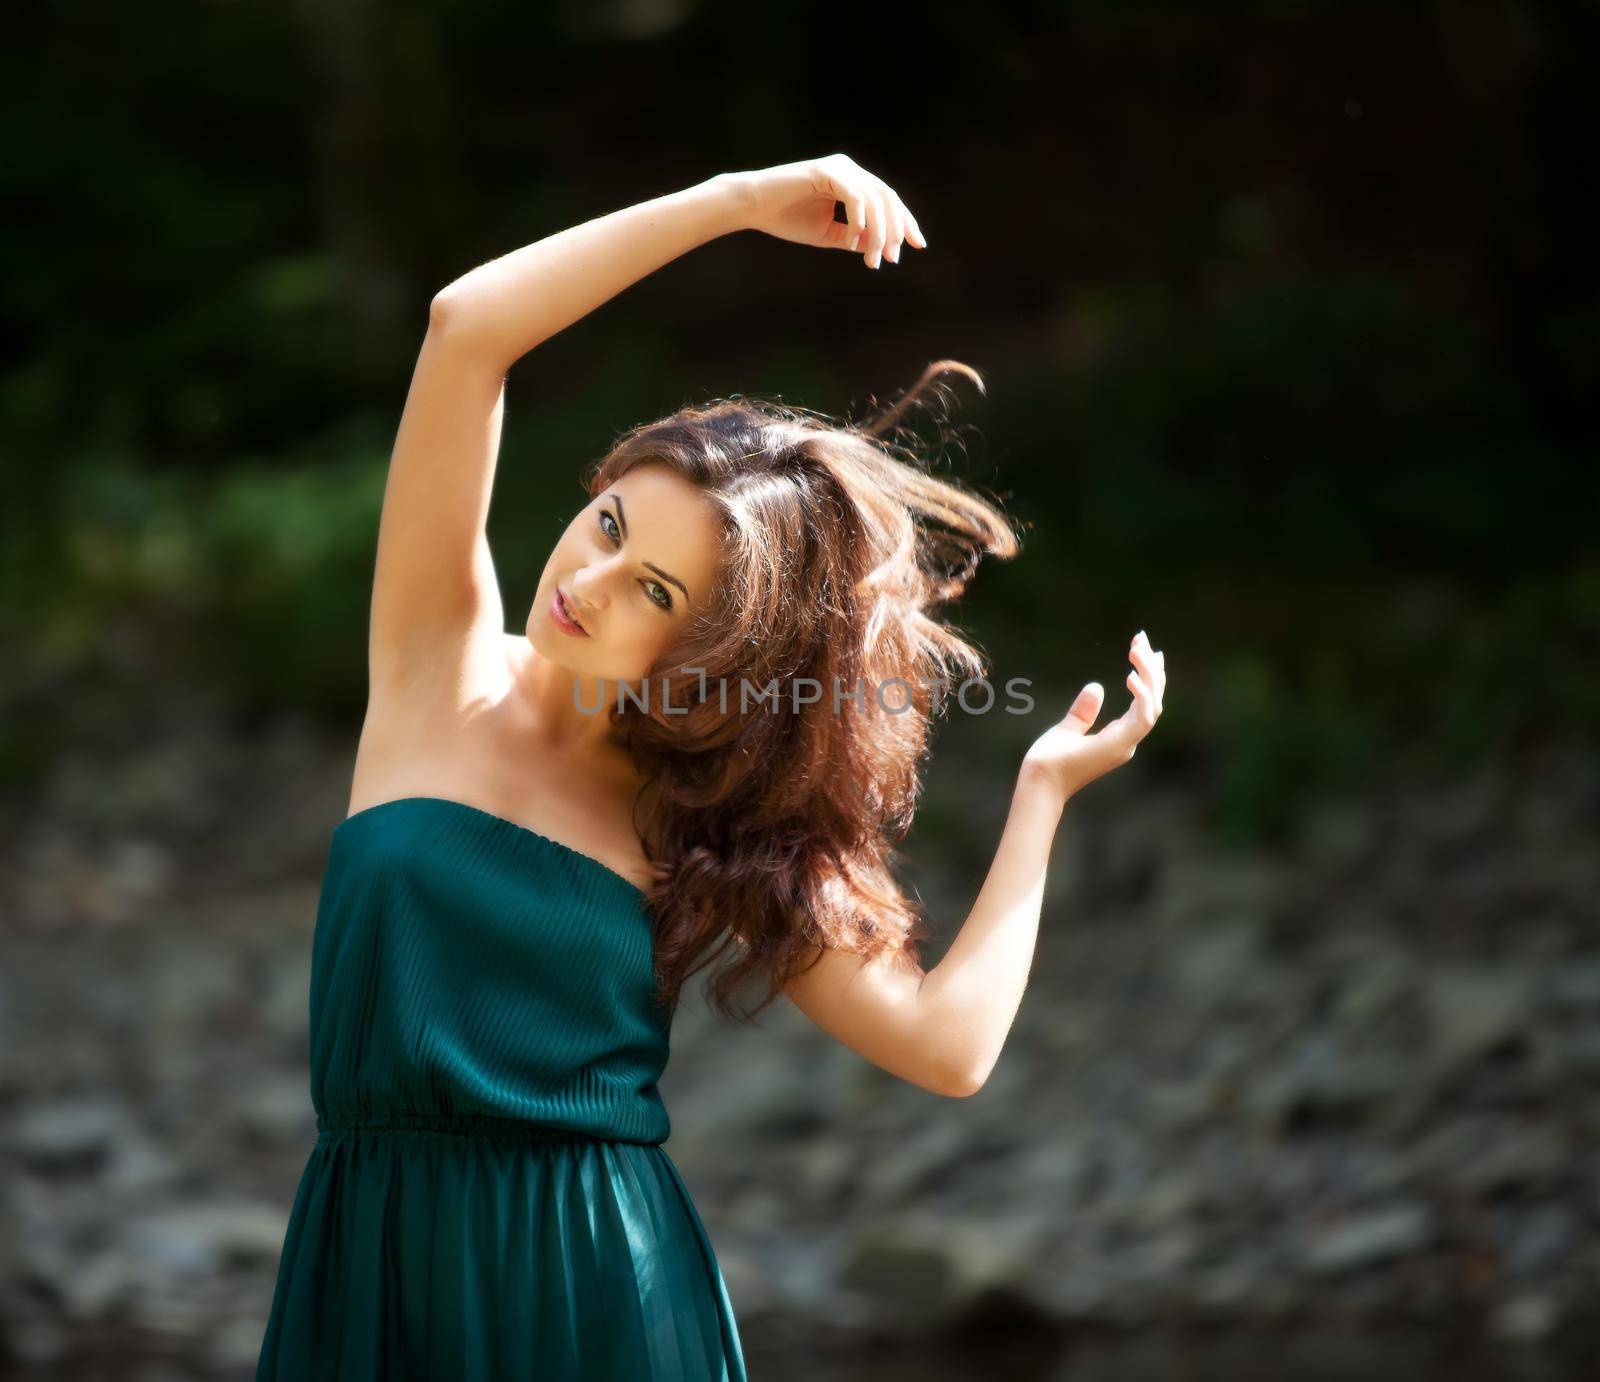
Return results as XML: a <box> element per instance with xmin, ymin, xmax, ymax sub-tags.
<box><xmin>316</xmin><ymin>1110</ymin><xmax>618</xmax><ymax>1144</ymax></box>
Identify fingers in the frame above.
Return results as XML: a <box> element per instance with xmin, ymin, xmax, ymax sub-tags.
<box><xmin>878</xmin><ymin>177</ymin><xmax>925</xmax><ymax>256</ymax></box>
<box><xmin>1132</xmin><ymin>665</ymin><xmax>1171</xmax><ymax>716</ymax></box>
<box><xmin>882</xmin><ymin>186</ymin><xmax>906</xmax><ymax>265</ymax></box>
<box><xmin>843</xmin><ymin>184</ymin><xmax>870</xmax><ymax>254</ymax></box>
<box><xmin>867</xmin><ymin>177</ymin><xmax>914</xmax><ymax>267</ymax></box>
<box><xmin>1129</xmin><ymin>633</ymin><xmax>1165</xmax><ymax>714</ymax></box>
<box><xmin>1122</xmin><ymin>631</ymin><xmax>1164</xmax><ymax>742</ymax></box>
<box><xmin>847</xmin><ymin>186</ymin><xmax>873</xmax><ymax>257</ymax></box>
<box><xmin>864</xmin><ymin>183</ymin><xmax>889</xmax><ymax>268</ymax></box>
<box><xmin>1125</xmin><ymin>669</ymin><xmax>1157</xmax><ymax>725</ymax></box>
<box><xmin>841</xmin><ymin>162</ymin><xmax>924</xmax><ymax>267</ymax></box>
<box><xmin>1066</xmin><ymin>681</ymin><xmax>1104</xmax><ymax>729</ymax></box>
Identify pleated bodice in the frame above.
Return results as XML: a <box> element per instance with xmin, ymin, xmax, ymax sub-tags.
<box><xmin>310</xmin><ymin>795</ymin><xmax>673</xmax><ymax>1145</ymax></box>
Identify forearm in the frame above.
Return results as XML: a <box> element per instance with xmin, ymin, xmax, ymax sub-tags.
<box><xmin>918</xmin><ymin>768</ymin><xmax>1069</xmax><ymax>1093</ymax></box>
<box><xmin>431</xmin><ymin>173</ymin><xmax>752</xmax><ymax>370</ymax></box>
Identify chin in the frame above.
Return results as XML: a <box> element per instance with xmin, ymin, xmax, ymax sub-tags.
<box><xmin>527</xmin><ymin>624</ymin><xmax>569</xmax><ymax>661</ymax></box>
<box><xmin>524</xmin><ymin>618</ymin><xmax>563</xmax><ymax>661</ymax></box>
<box><xmin>524</xmin><ymin>617</ymin><xmax>651</xmax><ymax>689</ymax></box>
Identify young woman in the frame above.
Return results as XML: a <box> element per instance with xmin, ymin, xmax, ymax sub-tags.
<box><xmin>254</xmin><ymin>153</ymin><xmax>1167</xmax><ymax>1381</ymax></box>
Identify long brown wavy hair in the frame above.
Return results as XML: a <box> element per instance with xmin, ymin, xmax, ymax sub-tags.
<box><xmin>583</xmin><ymin>360</ymin><xmax>1025</xmax><ymax>1026</ymax></box>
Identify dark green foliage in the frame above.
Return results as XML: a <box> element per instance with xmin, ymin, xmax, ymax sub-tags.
<box><xmin>3</xmin><ymin>0</ymin><xmax>1595</xmax><ymax>848</ymax></box>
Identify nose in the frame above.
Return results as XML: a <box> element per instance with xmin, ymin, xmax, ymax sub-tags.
<box><xmin>569</xmin><ymin>569</ymin><xmax>609</xmax><ymax>618</ymax></box>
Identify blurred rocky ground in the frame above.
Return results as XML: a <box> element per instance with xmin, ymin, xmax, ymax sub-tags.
<box><xmin>1</xmin><ymin>689</ymin><xmax>1597</xmax><ymax>1379</ymax></box>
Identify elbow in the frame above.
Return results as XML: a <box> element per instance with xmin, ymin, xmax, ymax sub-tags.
<box><xmin>428</xmin><ymin>287</ymin><xmax>488</xmax><ymax>340</ymax></box>
<box><xmin>946</xmin><ymin>1068</ymin><xmax>986</xmax><ymax>1098</ymax></box>
<box><xmin>937</xmin><ymin>1013</ymin><xmax>990</xmax><ymax>1098</ymax></box>
<box><xmin>936</xmin><ymin>1054</ymin><xmax>988</xmax><ymax>1099</ymax></box>
<box><xmin>426</xmin><ymin>290</ymin><xmax>513</xmax><ymax>370</ymax></box>
<box><xmin>428</xmin><ymin>289</ymin><xmax>464</xmax><ymax>331</ymax></box>
<box><xmin>915</xmin><ymin>967</ymin><xmax>990</xmax><ymax>1096</ymax></box>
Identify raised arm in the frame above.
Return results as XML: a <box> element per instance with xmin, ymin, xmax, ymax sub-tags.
<box><xmin>368</xmin><ymin>174</ymin><xmax>750</xmax><ymax>700</ymax></box>
<box><xmin>783</xmin><ymin>768</ymin><xmax>1066</xmax><ymax>1099</ymax></box>
<box><xmin>786</xmin><ymin>632</ymin><xmax>1168</xmax><ymax>1097</ymax></box>
<box><xmin>427</xmin><ymin>174</ymin><xmax>751</xmax><ymax>373</ymax></box>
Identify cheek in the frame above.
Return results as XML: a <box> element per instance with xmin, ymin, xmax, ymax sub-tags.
<box><xmin>618</xmin><ymin>613</ymin><xmax>678</xmax><ymax>666</ymax></box>
<box><xmin>618</xmin><ymin>610</ymin><xmax>665</xmax><ymax>650</ymax></box>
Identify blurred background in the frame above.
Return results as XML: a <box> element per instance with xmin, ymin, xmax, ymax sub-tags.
<box><xmin>3</xmin><ymin>0</ymin><xmax>1597</xmax><ymax>1378</ymax></box>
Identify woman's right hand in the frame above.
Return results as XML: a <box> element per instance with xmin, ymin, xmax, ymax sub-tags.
<box><xmin>1020</xmin><ymin>631</ymin><xmax>1167</xmax><ymax>804</ymax></box>
<box><xmin>722</xmin><ymin>154</ymin><xmax>927</xmax><ymax>270</ymax></box>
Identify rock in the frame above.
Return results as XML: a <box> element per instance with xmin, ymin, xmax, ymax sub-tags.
<box><xmin>121</xmin><ymin>1202</ymin><xmax>289</xmax><ymax>1276</ymax></box>
<box><xmin>56</xmin><ymin>1246</ymin><xmax>138</xmax><ymax>1321</ymax></box>
<box><xmin>260</xmin><ymin>946</ymin><xmax>314</xmax><ymax>1037</ymax></box>
<box><xmin>792</xmin><ymin>1136</ymin><xmax>857</xmax><ymax>1207</ymax></box>
<box><xmin>1409</xmin><ymin>771</ymin><xmax>1502</xmax><ymax>845</ymax></box>
<box><xmin>1169</xmin><ymin>917</ymin><xmax>1268</xmax><ymax>999</ymax></box>
<box><xmin>104</xmin><ymin>1124</ymin><xmax>183</xmax><ymax>1195</ymax></box>
<box><xmin>148</xmin><ymin>936</ymin><xmax>240</xmax><ymax>1032</ymax></box>
<box><xmin>1011</xmin><ymin>1136</ymin><xmax>1095</xmax><ymax>1206</ymax></box>
<box><xmin>1499</xmin><ymin>1202</ymin><xmax>1583</xmax><ymax>1277</ymax></box>
<box><xmin>1098</xmin><ymin>1163</ymin><xmax>1206</xmax><ymax>1234</ymax></box>
<box><xmin>125</xmin><ymin>1282</ymin><xmax>214</xmax><ymax>1340</ymax></box>
<box><xmin>1298</xmin><ymin>1201</ymin><xmax>1436</xmax><ymax>1275</ymax></box>
<box><xmin>833</xmin><ymin>1211</ymin><xmax>962</xmax><ymax>1326</ymax></box>
<box><xmin>229</xmin><ymin>1072</ymin><xmax>314</xmax><ymax>1141</ymax></box>
<box><xmin>5</xmin><ymin>1317</ymin><xmax>69</xmax><ymax>1365</ymax></box>
<box><xmin>1424</xmin><ymin>965</ymin><xmax>1531</xmax><ymax>1074</ymax></box>
<box><xmin>1152</xmin><ymin>852</ymin><xmax>1289</xmax><ymax>942</ymax></box>
<box><xmin>1490</xmin><ymin>1291</ymin><xmax>1564</xmax><ymax>1343</ymax></box>
<box><xmin>13</xmin><ymin>1092</ymin><xmax>130</xmax><ymax>1169</ymax></box>
<box><xmin>1329</xmin><ymin>948</ymin><xmax>1414</xmax><ymax>1028</ymax></box>
<box><xmin>208</xmin><ymin>1314</ymin><xmax>273</xmax><ymax>1371</ymax></box>
<box><xmin>1243</xmin><ymin>1031</ymin><xmax>1407</xmax><ymax>1128</ymax></box>
<box><xmin>1549</xmin><ymin>955</ymin><xmax>1600</xmax><ymax>1009</ymax></box>
<box><xmin>1189</xmin><ymin>1256</ymin><xmax>1268</xmax><ymax>1309</ymax></box>
<box><xmin>104</xmin><ymin>835</ymin><xmax>177</xmax><ymax>908</ymax></box>
<box><xmin>1447</xmin><ymin>1121</ymin><xmax>1569</xmax><ymax>1197</ymax></box>
<box><xmin>1295</xmin><ymin>800</ymin><xmax>1376</xmax><ymax>870</ymax></box>
<box><xmin>856</xmin><ymin>1116</ymin><xmax>969</xmax><ymax>1202</ymax></box>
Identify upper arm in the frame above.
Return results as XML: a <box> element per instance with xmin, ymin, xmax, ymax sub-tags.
<box><xmin>368</xmin><ymin>300</ymin><xmax>509</xmax><ymax>696</ymax></box>
<box><xmin>782</xmin><ymin>943</ymin><xmax>974</xmax><ymax>1097</ymax></box>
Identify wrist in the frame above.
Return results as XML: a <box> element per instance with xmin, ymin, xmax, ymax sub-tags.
<box><xmin>1015</xmin><ymin>761</ymin><xmax>1071</xmax><ymax>816</ymax></box>
<box><xmin>707</xmin><ymin>171</ymin><xmax>757</xmax><ymax>232</ymax></box>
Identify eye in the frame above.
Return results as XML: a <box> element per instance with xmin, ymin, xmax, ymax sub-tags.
<box><xmin>598</xmin><ymin>508</ymin><xmax>673</xmax><ymax>612</ymax></box>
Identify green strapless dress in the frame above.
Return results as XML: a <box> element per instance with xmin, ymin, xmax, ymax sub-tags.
<box><xmin>254</xmin><ymin>795</ymin><xmax>747</xmax><ymax>1381</ymax></box>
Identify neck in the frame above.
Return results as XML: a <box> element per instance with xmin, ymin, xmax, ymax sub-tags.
<box><xmin>512</xmin><ymin>642</ymin><xmax>632</xmax><ymax>758</ymax></box>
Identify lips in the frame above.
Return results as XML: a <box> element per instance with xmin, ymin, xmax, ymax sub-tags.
<box><xmin>556</xmin><ymin>591</ymin><xmax>595</xmax><ymax>639</ymax></box>
<box><xmin>559</xmin><ymin>590</ymin><xmax>584</xmax><ymax>629</ymax></box>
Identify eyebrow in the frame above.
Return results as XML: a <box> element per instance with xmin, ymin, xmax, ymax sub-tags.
<box><xmin>611</xmin><ymin>496</ymin><xmax>691</xmax><ymax>601</ymax></box>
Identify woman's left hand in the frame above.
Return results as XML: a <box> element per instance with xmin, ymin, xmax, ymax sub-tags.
<box><xmin>1020</xmin><ymin>631</ymin><xmax>1168</xmax><ymax>805</ymax></box>
<box><xmin>722</xmin><ymin>154</ymin><xmax>927</xmax><ymax>270</ymax></box>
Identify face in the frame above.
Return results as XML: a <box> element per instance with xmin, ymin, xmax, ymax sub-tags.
<box><xmin>527</xmin><ymin>463</ymin><xmax>721</xmax><ymax>684</ymax></box>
